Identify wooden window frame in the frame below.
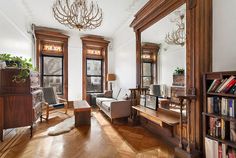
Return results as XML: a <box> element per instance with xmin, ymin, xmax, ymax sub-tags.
<box><xmin>35</xmin><ymin>27</ymin><xmax>69</xmax><ymax>99</ymax></box>
<box><xmin>81</xmin><ymin>36</ymin><xmax>110</xmax><ymax>100</ymax></box>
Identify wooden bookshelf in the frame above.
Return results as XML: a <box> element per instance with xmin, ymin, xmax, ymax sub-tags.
<box><xmin>203</xmin><ymin>71</ymin><xmax>236</xmax><ymax>157</ymax></box>
<box><xmin>202</xmin><ymin>112</ymin><xmax>236</xmax><ymax>123</ymax></box>
<box><xmin>206</xmin><ymin>135</ymin><xmax>236</xmax><ymax>149</ymax></box>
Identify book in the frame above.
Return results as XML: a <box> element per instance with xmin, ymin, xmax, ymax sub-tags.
<box><xmin>224</xmin><ymin>79</ymin><xmax>236</xmax><ymax>93</ymax></box>
<box><xmin>209</xmin><ymin>117</ymin><xmax>216</xmax><ymax>136</ymax></box>
<box><xmin>221</xmin><ymin>119</ymin><xmax>225</xmax><ymax>140</ymax></box>
<box><xmin>205</xmin><ymin>137</ymin><xmax>219</xmax><ymax>158</ymax></box>
<box><xmin>229</xmin><ymin>99</ymin><xmax>234</xmax><ymax>117</ymax></box>
<box><xmin>222</xmin><ymin>143</ymin><xmax>227</xmax><ymax>158</ymax></box>
<box><xmin>229</xmin><ymin>84</ymin><xmax>236</xmax><ymax>94</ymax></box>
<box><xmin>213</xmin><ymin>97</ymin><xmax>220</xmax><ymax>114</ymax></box>
<box><xmin>208</xmin><ymin>97</ymin><xmax>214</xmax><ymax>113</ymax></box>
<box><xmin>215</xmin><ymin>119</ymin><xmax>221</xmax><ymax>138</ymax></box>
<box><xmin>217</xmin><ymin>76</ymin><xmax>235</xmax><ymax>93</ymax></box>
<box><xmin>208</xmin><ymin>79</ymin><xmax>222</xmax><ymax>92</ymax></box>
<box><xmin>230</xmin><ymin>122</ymin><xmax>236</xmax><ymax>143</ymax></box>
<box><xmin>216</xmin><ymin>78</ymin><xmax>228</xmax><ymax>93</ymax></box>
<box><xmin>221</xmin><ymin>98</ymin><xmax>228</xmax><ymax>116</ymax></box>
<box><xmin>219</xmin><ymin>144</ymin><xmax>222</xmax><ymax>158</ymax></box>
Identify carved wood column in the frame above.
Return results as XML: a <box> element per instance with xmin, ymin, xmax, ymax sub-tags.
<box><xmin>0</xmin><ymin>97</ymin><xmax>4</xmax><ymax>142</ymax></box>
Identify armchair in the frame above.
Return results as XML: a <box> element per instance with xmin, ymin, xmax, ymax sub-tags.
<box><xmin>42</xmin><ymin>87</ymin><xmax>68</xmax><ymax>121</ymax></box>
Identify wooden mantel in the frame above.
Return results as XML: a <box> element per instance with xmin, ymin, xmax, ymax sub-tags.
<box><xmin>131</xmin><ymin>0</ymin><xmax>212</xmax><ymax>151</ymax></box>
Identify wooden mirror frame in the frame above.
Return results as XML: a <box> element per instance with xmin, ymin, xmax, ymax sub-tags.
<box><xmin>131</xmin><ymin>0</ymin><xmax>212</xmax><ymax>150</ymax></box>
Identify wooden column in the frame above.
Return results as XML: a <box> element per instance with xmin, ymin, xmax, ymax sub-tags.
<box><xmin>0</xmin><ymin>97</ymin><xmax>3</xmax><ymax>142</ymax></box>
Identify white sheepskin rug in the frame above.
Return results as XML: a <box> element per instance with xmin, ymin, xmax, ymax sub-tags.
<box><xmin>47</xmin><ymin>116</ymin><xmax>75</xmax><ymax>136</ymax></box>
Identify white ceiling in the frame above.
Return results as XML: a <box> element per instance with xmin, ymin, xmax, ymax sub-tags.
<box><xmin>0</xmin><ymin>0</ymin><xmax>148</xmax><ymax>38</ymax></box>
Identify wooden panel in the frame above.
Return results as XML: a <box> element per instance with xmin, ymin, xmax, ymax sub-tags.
<box><xmin>131</xmin><ymin>0</ymin><xmax>213</xmax><ymax>150</ymax></box>
<box><xmin>0</xmin><ymin>97</ymin><xmax>3</xmax><ymax>141</ymax></box>
<box><xmin>133</xmin><ymin>105</ymin><xmax>179</xmax><ymax>125</ymax></box>
<box><xmin>4</xmin><ymin>95</ymin><xmax>33</xmax><ymax>129</ymax></box>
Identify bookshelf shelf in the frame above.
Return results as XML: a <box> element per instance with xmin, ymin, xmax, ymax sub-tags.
<box><xmin>202</xmin><ymin>112</ymin><xmax>236</xmax><ymax>122</ymax></box>
<box><xmin>207</xmin><ymin>92</ymin><xmax>236</xmax><ymax>98</ymax></box>
<box><xmin>206</xmin><ymin>135</ymin><xmax>236</xmax><ymax>149</ymax></box>
<box><xmin>203</xmin><ymin>71</ymin><xmax>236</xmax><ymax>157</ymax></box>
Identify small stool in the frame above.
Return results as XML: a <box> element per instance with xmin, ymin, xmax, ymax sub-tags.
<box><xmin>74</xmin><ymin>100</ymin><xmax>91</xmax><ymax>127</ymax></box>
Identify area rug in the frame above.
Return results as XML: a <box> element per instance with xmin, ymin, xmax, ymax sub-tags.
<box><xmin>47</xmin><ymin>116</ymin><xmax>75</xmax><ymax>136</ymax></box>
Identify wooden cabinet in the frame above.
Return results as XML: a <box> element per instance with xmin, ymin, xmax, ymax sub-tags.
<box><xmin>0</xmin><ymin>69</ymin><xmax>43</xmax><ymax>141</ymax></box>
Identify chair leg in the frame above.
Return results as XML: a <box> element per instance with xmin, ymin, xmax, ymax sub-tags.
<box><xmin>40</xmin><ymin>115</ymin><xmax>42</xmax><ymax>123</ymax></box>
<box><xmin>65</xmin><ymin>102</ymin><xmax>68</xmax><ymax>114</ymax></box>
<box><xmin>46</xmin><ymin>106</ymin><xmax>49</xmax><ymax>121</ymax></box>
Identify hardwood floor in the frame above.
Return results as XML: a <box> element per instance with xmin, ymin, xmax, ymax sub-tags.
<box><xmin>0</xmin><ymin>109</ymin><xmax>175</xmax><ymax>158</ymax></box>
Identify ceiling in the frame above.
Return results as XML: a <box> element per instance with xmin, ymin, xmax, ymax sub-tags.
<box><xmin>0</xmin><ymin>0</ymin><xmax>148</xmax><ymax>38</ymax></box>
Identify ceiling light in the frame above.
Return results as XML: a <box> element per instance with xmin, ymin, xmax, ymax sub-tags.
<box><xmin>52</xmin><ymin>0</ymin><xmax>103</xmax><ymax>30</ymax></box>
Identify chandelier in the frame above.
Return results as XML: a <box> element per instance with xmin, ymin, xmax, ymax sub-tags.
<box><xmin>165</xmin><ymin>13</ymin><xmax>186</xmax><ymax>47</ymax></box>
<box><xmin>52</xmin><ymin>0</ymin><xmax>103</xmax><ymax>30</ymax></box>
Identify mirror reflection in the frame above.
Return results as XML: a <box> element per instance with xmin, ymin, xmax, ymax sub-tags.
<box><xmin>141</xmin><ymin>4</ymin><xmax>186</xmax><ymax>113</ymax></box>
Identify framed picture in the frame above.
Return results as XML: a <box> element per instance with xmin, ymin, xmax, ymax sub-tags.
<box><xmin>145</xmin><ymin>95</ymin><xmax>158</xmax><ymax>110</ymax></box>
<box><xmin>140</xmin><ymin>95</ymin><xmax>146</xmax><ymax>107</ymax></box>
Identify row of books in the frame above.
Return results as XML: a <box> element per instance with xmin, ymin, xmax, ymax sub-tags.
<box><xmin>209</xmin><ymin>117</ymin><xmax>236</xmax><ymax>143</ymax></box>
<box><xmin>208</xmin><ymin>97</ymin><xmax>236</xmax><ymax>117</ymax></box>
<box><xmin>208</xmin><ymin>75</ymin><xmax>236</xmax><ymax>94</ymax></box>
<box><xmin>205</xmin><ymin>137</ymin><xmax>236</xmax><ymax>158</ymax></box>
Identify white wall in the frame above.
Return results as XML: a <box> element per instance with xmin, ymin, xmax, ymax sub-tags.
<box><xmin>112</xmin><ymin>19</ymin><xmax>137</xmax><ymax>89</ymax></box>
<box><xmin>213</xmin><ymin>0</ymin><xmax>236</xmax><ymax>71</ymax></box>
<box><xmin>0</xmin><ymin>2</ymin><xmax>32</xmax><ymax>59</ymax></box>
<box><xmin>159</xmin><ymin>45</ymin><xmax>186</xmax><ymax>87</ymax></box>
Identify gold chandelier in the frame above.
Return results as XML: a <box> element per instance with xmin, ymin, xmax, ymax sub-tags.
<box><xmin>165</xmin><ymin>14</ymin><xmax>186</xmax><ymax>47</ymax></box>
<box><xmin>52</xmin><ymin>0</ymin><xmax>103</xmax><ymax>30</ymax></box>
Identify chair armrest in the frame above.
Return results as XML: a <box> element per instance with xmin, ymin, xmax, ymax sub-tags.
<box><xmin>110</xmin><ymin>100</ymin><xmax>131</xmax><ymax>118</ymax></box>
<box><xmin>58</xmin><ymin>98</ymin><xmax>68</xmax><ymax>103</ymax></box>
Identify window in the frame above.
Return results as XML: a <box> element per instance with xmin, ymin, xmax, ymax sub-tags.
<box><xmin>142</xmin><ymin>62</ymin><xmax>153</xmax><ymax>87</ymax></box>
<box><xmin>42</xmin><ymin>55</ymin><xmax>64</xmax><ymax>95</ymax></box>
<box><xmin>86</xmin><ymin>59</ymin><xmax>103</xmax><ymax>93</ymax></box>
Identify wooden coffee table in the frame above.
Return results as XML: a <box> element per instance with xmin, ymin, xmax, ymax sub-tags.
<box><xmin>73</xmin><ymin>100</ymin><xmax>91</xmax><ymax>127</ymax></box>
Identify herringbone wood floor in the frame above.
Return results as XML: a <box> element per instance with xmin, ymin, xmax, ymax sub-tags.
<box><xmin>0</xmin><ymin>109</ymin><xmax>174</xmax><ymax>158</ymax></box>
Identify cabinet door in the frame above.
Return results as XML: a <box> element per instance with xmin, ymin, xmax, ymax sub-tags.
<box><xmin>4</xmin><ymin>95</ymin><xmax>32</xmax><ymax>128</ymax></box>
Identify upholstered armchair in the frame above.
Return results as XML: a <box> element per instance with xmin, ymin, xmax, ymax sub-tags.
<box><xmin>42</xmin><ymin>87</ymin><xmax>68</xmax><ymax>121</ymax></box>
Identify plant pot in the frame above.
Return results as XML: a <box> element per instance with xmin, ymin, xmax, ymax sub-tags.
<box><xmin>173</xmin><ymin>74</ymin><xmax>185</xmax><ymax>86</ymax></box>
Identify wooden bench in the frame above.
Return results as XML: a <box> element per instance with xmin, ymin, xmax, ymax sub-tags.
<box><xmin>132</xmin><ymin>105</ymin><xmax>179</xmax><ymax>137</ymax></box>
<box><xmin>74</xmin><ymin>100</ymin><xmax>91</xmax><ymax>127</ymax></box>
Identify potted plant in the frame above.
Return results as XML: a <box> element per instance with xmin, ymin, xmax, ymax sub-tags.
<box><xmin>173</xmin><ymin>67</ymin><xmax>185</xmax><ymax>86</ymax></box>
<box><xmin>0</xmin><ymin>53</ymin><xmax>33</xmax><ymax>83</ymax></box>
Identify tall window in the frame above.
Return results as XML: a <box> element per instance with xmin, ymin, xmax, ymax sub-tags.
<box><xmin>142</xmin><ymin>62</ymin><xmax>153</xmax><ymax>87</ymax></box>
<box><xmin>86</xmin><ymin>59</ymin><xmax>103</xmax><ymax>93</ymax></box>
<box><xmin>42</xmin><ymin>55</ymin><xmax>64</xmax><ymax>95</ymax></box>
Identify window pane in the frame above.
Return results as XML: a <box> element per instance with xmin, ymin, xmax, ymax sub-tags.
<box><xmin>143</xmin><ymin>63</ymin><xmax>151</xmax><ymax>76</ymax></box>
<box><xmin>87</xmin><ymin>60</ymin><xmax>102</xmax><ymax>75</ymax></box>
<box><xmin>43</xmin><ymin>56</ymin><xmax>63</xmax><ymax>75</ymax></box>
<box><xmin>87</xmin><ymin>77</ymin><xmax>102</xmax><ymax>92</ymax></box>
<box><xmin>143</xmin><ymin>77</ymin><xmax>152</xmax><ymax>87</ymax></box>
<box><xmin>43</xmin><ymin>76</ymin><xmax>63</xmax><ymax>95</ymax></box>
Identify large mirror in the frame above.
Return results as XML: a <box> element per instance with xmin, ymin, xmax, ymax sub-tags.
<box><xmin>141</xmin><ymin>4</ymin><xmax>186</xmax><ymax>113</ymax></box>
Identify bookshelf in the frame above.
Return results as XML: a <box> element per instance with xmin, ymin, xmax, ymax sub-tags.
<box><xmin>203</xmin><ymin>71</ymin><xmax>236</xmax><ymax>157</ymax></box>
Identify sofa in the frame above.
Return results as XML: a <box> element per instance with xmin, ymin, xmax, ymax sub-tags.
<box><xmin>96</xmin><ymin>88</ymin><xmax>131</xmax><ymax>122</ymax></box>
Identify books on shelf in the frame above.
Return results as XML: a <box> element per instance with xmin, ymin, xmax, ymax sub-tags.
<box><xmin>209</xmin><ymin>117</ymin><xmax>230</xmax><ymax>139</ymax></box>
<box><xmin>230</xmin><ymin>122</ymin><xmax>236</xmax><ymax>143</ymax></box>
<box><xmin>208</xmin><ymin>97</ymin><xmax>221</xmax><ymax>114</ymax></box>
<box><xmin>207</xmin><ymin>76</ymin><xmax>236</xmax><ymax>94</ymax></box>
<box><xmin>205</xmin><ymin>137</ymin><xmax>236</xmax><ymax>158</ymax></box>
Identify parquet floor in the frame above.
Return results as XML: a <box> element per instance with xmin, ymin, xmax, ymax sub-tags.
<box><xmin>0</xmin><ymin>109</ymin><xmax>175</xmax><ymax>158</ymax></box>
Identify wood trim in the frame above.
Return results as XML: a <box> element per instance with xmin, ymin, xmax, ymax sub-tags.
<box><xmin>0</xmin><ymin>97</ymin><xmax>3</xmax><ymax>141</ymax></box>
<box><xmin>81</xmin><ymin>35</ymin><xmax>110</xmax><ymax>100</ymax></box>
<box><xmin>131</xmin><ymin>0</ymin><xmax>212</xmax><ymax>151</ymax></box>
<box><xmin>35</xmin><ymin>27</ymin><xmax>69</xmax><ymax>100</ymax></box>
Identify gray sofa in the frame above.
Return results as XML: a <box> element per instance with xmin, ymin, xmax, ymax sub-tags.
<box><xmin>96</xmin><ymin>88</ymin><xmax>131</xmax><ymax>122</ymax></box>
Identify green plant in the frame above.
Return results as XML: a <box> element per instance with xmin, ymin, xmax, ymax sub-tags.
<box><xmin>174</xmin><ymin>67</ymin><xmax>184</xmax><ymax>75</ymax></box>
<box><xmin>0</xmin><ymin>53</ymin><xmax>34</xmax><ymax>83</ymax></box>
